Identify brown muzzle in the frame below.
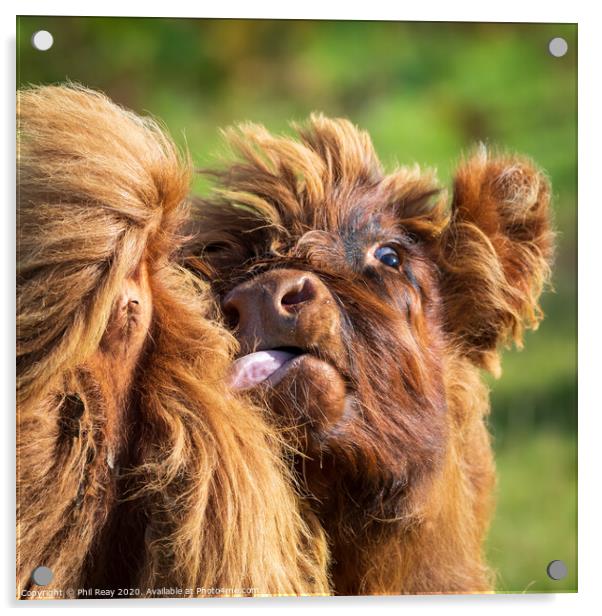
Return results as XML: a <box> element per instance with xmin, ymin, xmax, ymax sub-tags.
<box><xmin>224</xmin><ymin>268</ymin><xmax>348</xmax><ymax>447</ymax></box>
<box><xmin>223</xmin><ymin>268</ymin><xmax>340</xmax><ymax>355</ymax></box>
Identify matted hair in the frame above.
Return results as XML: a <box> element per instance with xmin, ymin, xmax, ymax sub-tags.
<box><xmin>16</xmin><ymin>85</ymin><xmax>328</xmax><ymax>598</ymax></box>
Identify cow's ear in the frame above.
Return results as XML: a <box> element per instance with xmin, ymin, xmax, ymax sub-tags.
<box><xmin>436</xmin><ymin>148</ymin><xmax>555</xmax><ymax>375</ymax></box>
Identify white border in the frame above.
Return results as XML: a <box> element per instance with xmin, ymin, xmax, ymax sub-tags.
<box><xmin>6</xmin><ymin>0</ymin><xmax>583</xmax><ymax>21</ymax></box>
<box><xmin>3</xmin><ymin>2</ymin><xmax>599</xmax><ymax>615</ymax></box>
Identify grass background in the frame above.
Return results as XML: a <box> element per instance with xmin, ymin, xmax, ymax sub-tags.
<box><xmin>17</xmin><ymin>17</ymin><xmax>577</xmax><ymax>593</ymax></box>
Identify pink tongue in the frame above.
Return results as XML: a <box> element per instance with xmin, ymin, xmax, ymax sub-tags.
<box><xmin>229</xmin><ymin>350</ymin><xmax>297</xmax><ymax>391</ymax></box>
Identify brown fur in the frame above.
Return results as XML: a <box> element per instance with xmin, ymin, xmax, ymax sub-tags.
<box><xmin>188</xmin><ymin>115</ymin><xmax>555</xmax><ymax>594</ymax></box>
<box><xmin>16</xmin><ymin>86</ymin><xmax>329</xmax><ymax>598</ymax></box>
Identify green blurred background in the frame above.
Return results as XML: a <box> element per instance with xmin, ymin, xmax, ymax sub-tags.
<box><xmin>17</xmin><ymin>17</ymin><xmax>577</xmax><ymax>593</ymax></box>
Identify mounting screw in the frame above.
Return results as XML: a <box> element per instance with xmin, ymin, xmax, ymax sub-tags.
<box><xmin>31</xmin><ymin>566</ymin><xmax>53</xmax><ymax>586</ymax></box>
<box><xmin>547</xmin><ymin>560</ymin><xmax>568</xmax><ymax>580</ymax></box>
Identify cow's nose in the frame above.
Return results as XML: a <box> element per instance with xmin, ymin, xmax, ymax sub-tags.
<box><xmin>222</xmin><ymin>269</ymin><xmax>321</xmax><ymax>351</ymax></box>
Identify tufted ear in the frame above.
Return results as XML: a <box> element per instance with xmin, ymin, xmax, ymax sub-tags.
<box><xmin>436</xmin><ymin>148</ymin><xmax>555</xmax><ymax>375</ymax></box>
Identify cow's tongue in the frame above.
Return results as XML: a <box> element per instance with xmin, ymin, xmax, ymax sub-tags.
<box><xmin>229</xmin><ymin>350</ymin><xmax>298</xmax><ymax>391</ymax></box>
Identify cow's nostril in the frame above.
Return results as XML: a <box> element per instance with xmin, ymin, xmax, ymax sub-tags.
<box><xmin>281</xmin><ymin>277</ymin><xmax>316</xmax><ymax>309</ymax></box>
<box><xmin>223</xmin><ymin>306</ymin><xmax>240</xmax><ymax>329</ymax></box>
<box><xmin>222</xmin><ymin>303</ymin><xmax>240</xmax><ymax>330</ymax></box>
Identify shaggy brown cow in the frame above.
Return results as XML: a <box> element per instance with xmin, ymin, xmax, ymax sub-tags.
<box><xmin>188</xmin><ymin>116</ymin><xmax>554</xmax><ymax>595</ymax></box>
<box><xmin>16</xmin><ymin>86</ymin><xmax>328</xmax><ymax>598</ymax></box>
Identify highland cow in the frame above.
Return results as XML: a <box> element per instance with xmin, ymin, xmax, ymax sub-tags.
<box><xmin>16</xmin><ymin>86</ymin><xmax>329</xmax><ymax>598</ymax></box>
<box><xmin>188</xmin><ymin>116</ymin><xmax>555</xmax><ymax>594</ymax></box>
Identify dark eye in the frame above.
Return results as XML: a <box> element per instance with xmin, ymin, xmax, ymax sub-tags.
<box><xmin>374</xmin><ymin>245</ymin><xmax>400</xmax><ymax>269</ymax></box>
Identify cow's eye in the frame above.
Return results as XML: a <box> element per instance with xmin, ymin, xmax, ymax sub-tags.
<box><xmin>374</xmin><ymin>245</ymin><xmax>400</xmax><ymax>269</ymax></box>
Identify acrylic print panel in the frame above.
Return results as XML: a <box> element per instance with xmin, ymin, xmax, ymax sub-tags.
<box><xmin>16</xmin><ymin>17</ymin><xmax>577</xmax><ymax>598</ymax></box>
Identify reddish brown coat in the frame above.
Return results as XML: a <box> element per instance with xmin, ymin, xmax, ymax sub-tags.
<box><xmin>189</xmin><ymin>116</ymin><xmax>554</xmax><ymax>594</ymax></box>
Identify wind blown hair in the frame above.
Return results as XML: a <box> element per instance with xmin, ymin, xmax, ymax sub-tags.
<box><xmin>188</xmin><ymin>115</ymin><xmax>555</xmax><ymax>594</ymax></box>
<box><xmin>17</xmin><ymin>85</ymin><xmax>328</xmax><ymax>598</ymax></box>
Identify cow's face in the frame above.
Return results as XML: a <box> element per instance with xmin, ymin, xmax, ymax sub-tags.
<box><xmin>220</xmin><ymin>206</ymin><xmax>448</xmax><ymax>487</ymax></box>
<box><xmin>190</xmin><ymin>115</ymin><xmax>553</xmax><ymax>519</ymax></box>
<box><xmin>190</xmin><ymin>118</ymin><xmax>451</xmax><ymax>519</ymax></box>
